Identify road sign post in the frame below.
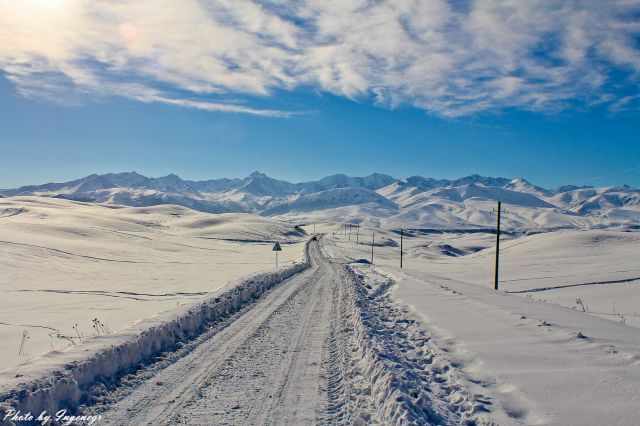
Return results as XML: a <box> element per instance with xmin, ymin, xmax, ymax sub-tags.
<box><xmin>371</xmin><ymin>232</ymin><xmax>374</xmax><ymax>265</ymax></box>
<box><xmin>400</xmin><ymin>228</ymin><xmax>403</xmax><ymax>268</ymax></box>
<box><xmin>272</xmin><ymin>242</ymin><xmax>282</xmax><ymax>268</ymax></box>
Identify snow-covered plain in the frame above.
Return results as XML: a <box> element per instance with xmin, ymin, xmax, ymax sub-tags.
<box><xmin>0</xmin><ymin>197</ymin><xmax>306</xmax><ymax>377</ymax></box>
<box><xmin>1</xmin><ymin>177</ymin><xmax>640</xmax><ymax>424</ymax></box>
<box><xmin>324</xmin><ymin>226</ymin><xmax>640</xmax><ymax>326</ymax></box>
<box><xmin>323</xmin><ymin>227</ymin><xmax>640</xmax><ymax>425</ymax></box>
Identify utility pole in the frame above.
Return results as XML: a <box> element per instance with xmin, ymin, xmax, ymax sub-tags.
<box><xmin>356</xmin><ymin>225</ymin><xmax>359</xmax><ymax>245</ymax></box>
<box><xmin>371</xmin><ymin>233</ymin><xmax>375</xmax><ymax>265</ymax></box>
<box><xmin>400</xmin><ymin>228</ymin><xmax>403</xmax><ymax>268</ymax></box>
<box><xmin>313</xmin><ymin>223</ymin><xmax>315</xmax><ymax>234</ymax></box>
<box><xmin>491</xmin><ymin>201</ymin><xmax>508</xmax><ymax>290</ymax></box>
<box><xmin>348</xmin><ymin>224</ymin><xmax>351</xmax><ymax>242</ymax></box>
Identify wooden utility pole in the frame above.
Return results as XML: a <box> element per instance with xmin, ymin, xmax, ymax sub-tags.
<box><xmin>495</xmin><ymin>203</ymin><xmax>500</xmax><ymax>289</ymax></box>
<box><xmin>400</xmin><ymin>228</ymin><xmax>403</xmax><ymax>268</ymax></box>
<box><xmin>492</xmin><ymin>201</ymin><xmax>508</xmax><ymax>290</ymax></box>
<box><xmin>371</xmin><ymin>233</ymin><xmax>375</xmax><ymax>265</ymax></box>
<box><xmin>348</xmin><ymin>224</ymin><xmax>351</xmax><ymax>242</ymax></box>
<box><xmin>356</xmin><ymin>225</ymin><xmax>359</xmax><ymax>245</ymax></box>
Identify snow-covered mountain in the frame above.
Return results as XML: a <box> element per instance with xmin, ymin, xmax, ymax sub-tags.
<box><xmin>262</xmin><ymin>187</ymin><xmax>398</xmax><ymax>216</ymax></box>
<box><xmin>504</xmin><ymin>178</ymin><xmax>553</xmax><ymax>198</ymax></box>
<box><xmin>230</xmin><ymin>172</ymin><xmax>300</xmax><ymax>198</ymax></box>
<box><xmin>299</xmin><ymin>173</ymin><xmax>396</xmax><ymax>195</ymax></box>
<box><xmin>548</xmin><ymin>186</ymin><xmax>640</xmax><ymax>216</ymax></box>
<box><xmin>2</xmin><ymin>172</ymin><xmax>639</xmax><ymax>232</ymax></box>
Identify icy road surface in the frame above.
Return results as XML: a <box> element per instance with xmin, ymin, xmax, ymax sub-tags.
<box><xmin>98</xmin><ymin>241</ymin><xmax>337</xmax><ymax>425</ymax></box>
<box><xmin>81</xmin><ymin>238</ymin><xmax>493</xmax><ymax>425</ymax></box>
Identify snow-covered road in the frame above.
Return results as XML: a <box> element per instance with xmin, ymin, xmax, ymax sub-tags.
<box><xmin>97</xmin><ymin>240</ymin><xmax>337</xmax><ymax>425</ymax></box>
<box><xmin>24</xmin><ymin>236</ymin><xmax>499</xmax><ymax>425</ymax></box>
<box><xmin>2</xmin><ymin>236</ymin><xmax>504</xmax><ymax>424</ymax></box>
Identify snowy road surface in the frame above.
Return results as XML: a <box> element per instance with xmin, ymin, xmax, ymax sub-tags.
<box><xmin>76</xmin><ymin>237</ymin><xmax>497</xmax><ymax>425</ymax></box>
<box><xmin>98</xmin><ymin>240</ymin><xmax>338</xmax><ymax>425</ymax></box>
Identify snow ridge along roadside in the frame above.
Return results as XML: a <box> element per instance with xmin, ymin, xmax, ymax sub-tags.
<box><xmin>0</xmin><ymin>240</ymin><xmax>312</xmax><ymax>423</ymax></box>
<box><xmin>327</xmin><ymin>259</ymin><xmax>494</xmax><ymax>425</ymax></box>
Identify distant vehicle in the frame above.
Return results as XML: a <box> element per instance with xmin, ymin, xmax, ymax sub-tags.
<box><xmin>312</xmin><ymin>236</ymin><xmax>318</xmax><ymax>241</ymax></box>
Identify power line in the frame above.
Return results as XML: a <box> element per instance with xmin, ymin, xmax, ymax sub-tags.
<box><xmin>575</xmin><ymin>164</ymin><xmax>640</xmax><ymax>185</ymax></box>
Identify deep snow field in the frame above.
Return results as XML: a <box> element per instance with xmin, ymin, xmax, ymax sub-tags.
<box><xmin>322</xmin><ymin>225</ymin><xmax>640</xmax><ymax>327</ymax></box>
<box><xmin>0</xmin><ymin>197</ymin><xmax>306</xmax><ymax>378</ymax></box>
<box><xmin>2</xmin><ymin>194</ymin><xmax>640</xmax><ymax>425</ymax></box>
<box><xmin>322</xmin><ymin>226</ymin><xmax>640</xmax><ymax>425</ymax></box>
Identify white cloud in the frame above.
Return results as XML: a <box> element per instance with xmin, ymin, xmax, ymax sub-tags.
<box><xmin>0</xmin><ymin>0</ymin><xmax>638</xmax><ymax>117</ymax></box>
<box><xmin>138</xmin><ymin>94</ymin><xmax>301</xmax><ymax>118</ymax></box>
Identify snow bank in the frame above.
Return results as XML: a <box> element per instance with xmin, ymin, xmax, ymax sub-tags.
<box><xmin>0</xmin><ymin>197</ymin><xmax>307</xmax><ymax>372</ymax></box>
<box><xmin>0</xmin><ymin>241</ymin><xmax>311</xmax><ymax>422</ymax></box>
<box><xmin>330</xmin><ymin>261</ymin><xmax>492</xmax><ymax>425</ymax></box>
<box><xmin>328</xmin><ymin>230</ymin><xmax>640</xmax><ymax>425</ymax></box>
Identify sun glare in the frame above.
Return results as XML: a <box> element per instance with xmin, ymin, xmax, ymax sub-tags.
<box><xmin>24</xmin><ymin>0</ymin><xmax>62</xmax><ymax>8</ymax></box>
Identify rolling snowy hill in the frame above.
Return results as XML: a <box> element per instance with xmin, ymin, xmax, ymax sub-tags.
<box><xmin>2</xmin><ymin>172</ymin><xmax>639</xmax><ymax>231</ymax></box>
<box><xmin>262</xmin><ymin>187</ymin><xmax>398</xmax><ymax>215</ymax></box>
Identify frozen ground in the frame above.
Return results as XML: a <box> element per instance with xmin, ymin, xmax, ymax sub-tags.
<box><xmin>1</xmin><ymin>236</ymin><xmax>504</xmax><ymax>425</ymax></box>
<box><xmin>322</xmin><ymin>226</ymin><xmax>640</xmax><ymax>327</ymax></box>
<box><xmin>2</xmin><ymin>197</ymin><xmax>640</xmax><ymax>425</ymax></box>
<box><xmin>324</xmin><ymin>226</ymin><xmax>640</xmax><ymax>425</ymax></box>
<box><xmin>89</xmin><ymin>241</ymin><xmax>336</xmax><ymax>425</ymax></box>
<box><xmin>0</xmin><ymin>197</ymin><xmax>306</xmax><ymax>377</ymax></box>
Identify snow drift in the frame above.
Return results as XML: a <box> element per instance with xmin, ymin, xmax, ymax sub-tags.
<box><xmin>0</xmin><ymin>241</ymin><xmax>311</xmax><ymax>421</ymax></box>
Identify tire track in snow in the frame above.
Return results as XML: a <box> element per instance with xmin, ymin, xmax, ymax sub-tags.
<box><xmin>67</xmin><ymin>237</ymin><xmax>497</xmax><ymax>425</ymax></box>
<box><xmin>332</xmin><ymin>261</ymin><xmax>498</xmax><ymax>425</ymax></box>
<box><xmin>90</xmin><ymin>241</ymin><xmax>332</xmax><ymax>425</ymax></box>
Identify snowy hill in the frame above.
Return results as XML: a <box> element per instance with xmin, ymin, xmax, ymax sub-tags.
<box><xmin>504</xmin><ymin>178</ymin><xmax>553</xmax><ymax>198</ymax></box>
<box><xmin>407</xmin><ymin>184</ymin><xmax>555</xmax><ymax>208</ymax></box>
<box><xmin>448</xmin><ymin>174</ymin><xmax>512</xmax><ymax>188</ymax></box>
<box><xmin>377</xmin><ymin>176</ymin><xmax>449</xmax><ymax>204</ymax></box>
<box><xmin>262</xmin><ymin>187</ymin><xmax>398</xmax><ymax>216</ymax></box>
<box><xmin>0</xmin><ymin>196</ymin><xmax>308</xmax><ymax>378</ymax></box>
<box><xmin>229</xmin><ymin>171</ymin><xmax>300</xmax><ymax>198</ymax></box>
<box><xmin>1</xmin><ymin>172</ymin><xmax>639</xmax><ymax>231</ymax></box>
<box><xmin>299</xmin><ymin>173</ymin><xmax>396</xmax><ymax>195</ymax></box>
<box><xmin>548</xmin><ymin>186</ymin><xmax>640</xmax><ymax>215</ymax></box>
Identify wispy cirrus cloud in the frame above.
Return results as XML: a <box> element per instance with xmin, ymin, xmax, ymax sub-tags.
<box><xmin>137</xmin><ymin>94</ymin><xmax>302</xmax><ymax>118</ymax></box>
<box><xmin>0</xmin><ymin>0</ymin><xmax>639</xmax><ymax>117</ymax></box>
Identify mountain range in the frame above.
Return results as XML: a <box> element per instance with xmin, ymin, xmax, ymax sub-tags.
<box><xmin>2</xmin><ymin>172</ymin><xmax>639</xmax><ymax>232</ymax></box>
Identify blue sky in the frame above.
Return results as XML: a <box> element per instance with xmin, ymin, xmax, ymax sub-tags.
<box><xmin>1</xmin><ymin>0</ymin><xmax>639</xmax><ymax>189</ymax></box>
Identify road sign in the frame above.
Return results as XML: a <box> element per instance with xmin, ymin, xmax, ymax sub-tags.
<box><xmin>272</xmin><ymin>242</ymin><xmax>282</xmax><ymax>268</ymax></box>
